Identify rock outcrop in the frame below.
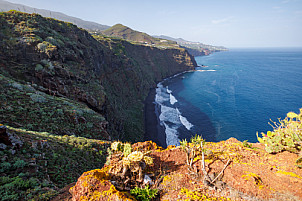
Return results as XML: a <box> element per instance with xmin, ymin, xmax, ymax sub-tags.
<box><xmin>68</xmin><ymin>139</ymin><xmax>302</xmax><ymax>201</ymax></box>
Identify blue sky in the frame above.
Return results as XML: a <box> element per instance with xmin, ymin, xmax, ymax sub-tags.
<box><xmin>7</xmin><ymin>0</ymin><xmax>302</xmax><ymax>48</ymax></box>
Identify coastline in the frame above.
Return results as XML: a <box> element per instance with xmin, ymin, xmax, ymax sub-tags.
<box><xmin>144</xmin><ymin>88</ymin><xmax>167</xmax><ymax>148</ymax></box>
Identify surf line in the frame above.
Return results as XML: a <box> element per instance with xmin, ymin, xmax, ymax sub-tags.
<box><xmin>154</xmin><ymin>71</ymin><xmax>194</xmax><ymax>146</ymax></box>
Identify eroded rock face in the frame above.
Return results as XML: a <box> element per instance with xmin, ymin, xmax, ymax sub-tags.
<box><xmin>0</xmin><ymin>124</ymin><xmax>23</xmax><ymax>150</ymax></box>
<box><xmin>0</xmin><ymin>124</ymin><xmax>11</xmax><ymax>147</ymax></box>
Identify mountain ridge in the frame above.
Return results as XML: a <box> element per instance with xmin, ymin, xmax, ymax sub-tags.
<box><xmin>154</xmin><ymin>35</ymin><xmax>228</xmax><ymax>56</ymax></box>
<box><xmin>0</xmin><ymin>0</ymin><xmax>110</xmax><ymax>31</ymax></box>
<box><xmin>101</xmin><ymin>24</ymin><xmax>179</xmax><ymax>48</ymax></box>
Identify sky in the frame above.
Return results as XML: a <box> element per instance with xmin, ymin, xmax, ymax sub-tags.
<box><xmin>6</xmin><ymin>0</ymin><xmax>302</xmax><ymax>48</ymax></box>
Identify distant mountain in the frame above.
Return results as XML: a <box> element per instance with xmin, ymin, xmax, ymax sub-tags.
<box><xmin>0</xmin><ymin>0</ymin><xmax>110</xmax><ymax>31</ymax></box>
<box><xmin>154</xmin><ymin>35</ymin><xmax>228</xmax><ymax>56</ymax></box>
<box><xmin>102</xmin><ymin>24</ymin><xmax>178</xmax><ymax>48</ymax></box>
<box><xmin>154</xmin><ymin>35</ymin><xmax>188</xmax><ymax>43</ymax></box>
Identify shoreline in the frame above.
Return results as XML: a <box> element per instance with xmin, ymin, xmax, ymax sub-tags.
<box><xmin>144</xmin><ymin>88</ymin><xmax>167</xmax><ymax>148</ymax></box>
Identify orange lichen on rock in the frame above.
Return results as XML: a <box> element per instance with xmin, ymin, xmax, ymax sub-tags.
<box><xmin>132</xmin><ymin>140</ymin><xmax>163</xmax><ymax>152</ymax></box>
<box><xmin>66</xmin><ymin>139</ymin><xmax>302</xmax><ymax>201</ymax></box>
<box><xmin>70</xmin><ymin>167</ymin><xmax>135</xmax><ymax>201</ymax></box>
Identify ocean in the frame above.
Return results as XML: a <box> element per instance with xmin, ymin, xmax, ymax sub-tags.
<box><xmin>154</xmin><ymin>48</ymin><xmax>302</xmax><ymax>146</ymax></box>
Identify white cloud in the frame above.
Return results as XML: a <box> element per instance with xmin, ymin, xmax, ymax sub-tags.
<box><xmin>211</xmin><ymin>16</ymin><xmax>234</xmax><ymax>24</ymax></box>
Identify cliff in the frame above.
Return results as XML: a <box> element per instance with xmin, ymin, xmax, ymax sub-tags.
<box><xmin>0</xmin><ymin>10</ymin><xmax>197</xmax><ymax>200</ymax></box>
<box><xmin>0</xmin><ymin>11</ymin><xmax>196</xmax><ymax>143</ymax></box>
<box><xmin>66</xmin><ymin>139</ymin><xmax>302</xmax><ymax>200</ymax></box>
<box><xmin>153</xmin><ymin>35</ymin><xmax>228</xmax><ymax>57</ymax></box>
<box><xmin>1</xmin><ymin>11</ymin><xmax>301</xmax><ymax>201</ymax></box>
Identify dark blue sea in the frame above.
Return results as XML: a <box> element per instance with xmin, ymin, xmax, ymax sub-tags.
<box><xmin>155</xmin><ymin>48</ymin><xmax>302</xmax><ymax>146</ymax></box>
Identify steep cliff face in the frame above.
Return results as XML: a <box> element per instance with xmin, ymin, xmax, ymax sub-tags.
<box><xmin>0</xmin><ymin>11</ymin><xmax>196</xmax><ymax>142</ymax></box>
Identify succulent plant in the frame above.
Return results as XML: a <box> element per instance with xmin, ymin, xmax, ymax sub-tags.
<box><xmin>179</xmin><ymin>134</ymin><xmax>205</xmax><ymax>167</ymax></box>
<box><xmin>127</xmin><ymin>151</ymin><xmax>144</xmax><ymax>162</ymax></box>
<box><xmin>123</xmin><ymin>142</ymin><xmax>132</xmax><ymax>157</ymax></box>
<box><xmin>257</xmin><ymin>108</ymin><xmax>302</xmax><ymax>154</ymax></box>
<box><xmin>111</xmin><ymin>141</ymin><xmax>123</xmax><ymax>152</ymax></box>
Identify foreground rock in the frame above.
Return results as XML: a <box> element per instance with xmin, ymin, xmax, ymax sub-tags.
<box><xmin>67</xmin><ymin>139</ymin><xmax>302</xmax><ymax>200</ymax></box>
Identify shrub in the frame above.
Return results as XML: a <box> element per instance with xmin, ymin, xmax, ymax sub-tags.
<box><xmin>180</xmin><ymin>134</ymin><xmax>205</xmax><ymax>167</ymax></box>
<box><xmin>35</xmin><ymin>64</ymin><xmax>44</xmax><ymax>71</ymax></box>
<box><xmin>0</xmin><ymin>162</ymin><xmax>12</xmax><ymax>173</ymax></box>
<box><xmin>37</xmin><ymin>42</ymin><xmax>47</xmax><ymax>51</ymax></box>
<box><xmin>13</xmin><ymin>160</ymin><xmax>27</xmax><ymax>169</ymax></box>
<box><xmin>130</xmin><ymin>185</ymin><xmax>158</xmax><ymax>201</ymax></box>
<box><xmin>257</xmin><ymin>109</ymin><xmax>302</xmax><ymax>154</ymax></box>
<box><xmin>30</xmin><ymin>93</ymin><xmax>47</xmax><ymax>103</ymax></box>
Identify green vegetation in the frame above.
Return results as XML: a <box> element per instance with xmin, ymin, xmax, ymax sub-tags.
<box><xmin>257</xmin><ymin>109</ymin><xmax>302</xmax><ymax>167</ymax></box>
<box><xmin>180</xmin><ymin>134</ymin><xmax>205</xmax><ymax>168</ymax></box>
<box><xmin>1</xmin><ymin>10</ymin><xmax>196</xmax><ymax>144</ymax></box>
<box><xmin>0</xmin><ymin>11</ymin><xmax>197</xmax><ymax>199</ymax></box>
<box><xmin>130</xmin><ymin>185</ymin><xmax>158</xmax><ymax>201</ymax></box>
<box><xmin>257</xmin><ymin>109</ymin><xmax>302</xmax><ymax>154</ymax></box>
<box><xmin>0</xmin><ymin>74</ymin><xmax>108</xmax><ymax>140</ymax></box>
<box><xmin>0</xmin><ymin>125</ymin><xmax>109</xmax><ymax>200</ymax></box>
<box><xmin>106</xmin><ymin>141</ymin><xmax>155</xmax><ymax>192</ymax></box>
<box><xmin>100</xmin><ymin>23</ymin><xmax>179</xmax><ymax>49</ymax></box>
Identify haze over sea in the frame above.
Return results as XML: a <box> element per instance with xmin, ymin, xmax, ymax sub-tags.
<box><xmin>155</xmin><ymin>48</ymin><xmax>302</xmax><ymax>146</ymax></box>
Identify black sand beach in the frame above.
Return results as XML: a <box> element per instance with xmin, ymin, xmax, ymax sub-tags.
<box><xmin>144</xmin><ymin>88</ymin><xmax>167</xmax><ymax>148</ymax></box>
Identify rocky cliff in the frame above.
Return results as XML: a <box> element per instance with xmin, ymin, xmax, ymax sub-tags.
<box><xmin>0</xmin><ymin>10</ymin><xmax>196</xmax><ymax>143</ymax></box>
<box><xmin>67</xmin><ymin>139</ymin><xmax>302</xmax><ymax>200</ymax></box>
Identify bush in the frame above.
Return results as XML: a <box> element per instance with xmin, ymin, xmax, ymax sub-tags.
<box><xmin>0</xmin><ymin>162</ymin><xmax>12</xmax><ymax>173</ymax></box>
<box><xmin>37</xmin><ymin>42</ymin><xmax>47</xmax><ymax>51</ymax></box>
<box><xmin>30</xmin><ymin>93</ymin><xmax>47</xmax><ymax>103</ymax></box>
<box><xmin>35</xmin><ymin>64</ymin><xmax>44</xmax><ymax>71</ymax></box>
<box><xmin>257</xmin><ymin>109</ymin><xmax>302</xmax><ymax>154</ymax></box>
<box><xmin>13</xmin><ymin>160</ymin><xmax>27</xmax><ymax>169</ymax></box>
<box><xmin>130</xmin><ymin>185</ymin><xmax>158</xmax><ymax>201</ymax></box>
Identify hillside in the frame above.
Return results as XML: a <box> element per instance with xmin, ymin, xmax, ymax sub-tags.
<box><xmin>0</xmin><ymin>10</ymin><xmax>196</xmax><ymax>142</ymax></box>
<box><xmin>0</xmin><ymin>10</ymin><xmax>196</xmax><ymax>199</ymax></box>
<box><xmin>102</xmin><ymin>24</ymin><xmax>228</xmax><ymax>57</ymax></box>
<box><xmin>101</xmin><ymin>24</ymin><xmax>179</xmax><ymax>48</ymax></box>
<box><xmin>154</xmin><ymin>35</ymin><xmax>228</xmax><ymax>56</ymax></box>
<box><xmin>0</xmin><ymin>0</ymin><xmax>110</xmax><ymax>31</ymax></box>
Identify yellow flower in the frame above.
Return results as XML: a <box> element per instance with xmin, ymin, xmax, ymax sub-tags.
<box><xmin>143</xmin><ymin>156</ymin><xmax>153</xmax><ymax>165</ymax></box>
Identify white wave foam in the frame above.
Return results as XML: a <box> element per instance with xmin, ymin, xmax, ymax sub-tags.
<box><xmin>170</xmin><ymin>93</ymin><xmax>178</xmax><ymax>105</ymax></box>
<box><xmin>195</xmin><ymin>70</ymin><xmax>217</xmax><ymax>72</ymax></box>
<box><xmin>163</xmin><ymin>122</ymin><xmax>180</xmax><ymax>146</ymax></box>
<box><xmin>166</xmin><ymin>87</ymin><xmax>172</xmax><ymax>94</ymax></box>
<box><xmin>176</xmin><ymin>108</ymin><xmax>193</xmax><ymax>130</ymax></box>
<box><xmin>159</xmin><ymin>105</ymin><xmax>181</xmax><ymax>124</ymax></box>
<box><xmin>166</xmin><ymin>87</ymin><xmax>178</xmax><ymax>105</ymax></box>
<box><xmin>155</xmin><ymin>83</ymin><xmax>169</xmax><ymax>104</ymax></box>
<box><xmin>154</xmin><ymin>71</ymin><xmax>196</xmax><ymax>146</ymax></box>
